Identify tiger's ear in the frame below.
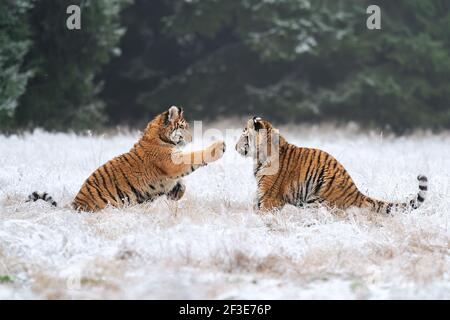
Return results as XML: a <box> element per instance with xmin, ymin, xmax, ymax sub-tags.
<box><xmin>168</xmin><ymin>106</ymin><xmax>180</xmax><ymax>122</ymax></box>
<box><xmin>253</xmin><ymin>116</ymin><xmax>263</xmax><ymax>131</ymax></box>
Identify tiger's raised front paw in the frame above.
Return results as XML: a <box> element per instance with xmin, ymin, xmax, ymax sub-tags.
<box><xmin>204</xmin><ymin>140</ymin><xmax>226</xmax><ymax>163</ymax></box>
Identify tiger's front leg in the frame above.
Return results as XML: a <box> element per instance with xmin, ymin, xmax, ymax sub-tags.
<box><xmin>256</xmin><ymin>196</ymin><xmax>286</xmax><ymax>213</ymax></box>
<box><xmin>164</xmin><ymin>140</ymin><xmax>226</xmax><ymax>179</ymax></box>
<box><xmin>167</xmin><ymin>180</ymin><xmax>186</xmax><ymax>201</ymax></box>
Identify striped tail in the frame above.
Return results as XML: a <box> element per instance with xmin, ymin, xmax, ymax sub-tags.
<box><xmin>27</xmin><ymin>191</ymin><xmax>58</xmax><ymax>207</ymax></box>
<box><xmin>362</xmin><ymin>175</ymin><xmax>428</xmax><ymax>214</ymax></box>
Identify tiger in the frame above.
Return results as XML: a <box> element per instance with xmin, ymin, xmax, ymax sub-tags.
<box><xmin>235</xmin><ymin>117</ymin><xmax>428</xmax><ymax>214</ymax></box>
<box><xmin>28</xmin><ymin>106</ymin><xmax>226</xmax><ymax>212</ymax></box>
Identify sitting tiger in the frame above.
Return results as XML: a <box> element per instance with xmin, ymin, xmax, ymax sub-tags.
<box><xmin>235</xmin><ymin>117</ymin><xmax>428</xmax><ymax>214</ymax></box>
<box><xmin>28</xmin><ymin>106</ymin><xmax>226</xmax><ymax>212</ymax></box>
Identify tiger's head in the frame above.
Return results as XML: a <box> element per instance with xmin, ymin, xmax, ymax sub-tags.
<box><xmin>145</xmin><ymin>106</ymin><xmax>192</xmax><ymax>147</ymax></box>
<box><xmin>235</xmin><ymin>117</ymin><xmax>280</xmax><ymax>160</ymax></box>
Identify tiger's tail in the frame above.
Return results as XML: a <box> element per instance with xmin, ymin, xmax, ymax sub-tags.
<box><xmin>360</xmin><ymin>175</ymin><xmax>428</xmax><ymax>214</ymax></box>
<box><xmin>27</xmin><ymin>191</ymin><xmax>58</xmax><ymax>207</ymax></box>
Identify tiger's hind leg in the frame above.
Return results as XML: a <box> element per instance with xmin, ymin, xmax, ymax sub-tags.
<box><xmin>167</xmin><ymin>180</ymin><xmax>186</xmax><ymax>201</ymax></box>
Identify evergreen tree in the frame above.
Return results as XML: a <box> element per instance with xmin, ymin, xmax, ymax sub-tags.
<box><xmin>108</xmin><ymin>0</ymin><xmax>450</xmax><ymax>133</ymax></box>
<box><xmin>1</xmin><ymin>0</ymin><xmax>448</xmax><ymax>133</ymax></box>
<box><xmin>15</xmin><ymin>0</ymin><xmax>130</xmax><ymax>131</ymax></box>
<box><xmin>0</xmin><ymin>0</ymin><xmax>34</xmax><ymax>131</ymax></box>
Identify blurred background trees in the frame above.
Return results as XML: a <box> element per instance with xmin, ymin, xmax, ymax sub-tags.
<box><xmin>1</xmin><ymin>0</ymin><xmax>449</xmax><ymax>134</ymax></box>
<box><xmin>0</xmin><ymin>0</ymin><xmax>33</xmax><ymax>131</ymax></box>
<box><xmin>15</xmin><ymin>0</ymin><xmax>130</xmax><ymax>131</ymax></box>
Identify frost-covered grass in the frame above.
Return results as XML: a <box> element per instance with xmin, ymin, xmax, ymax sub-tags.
<box><xmin>0</xmin><ymin>123</ymin><xmax>449</xmax><ymax>299</ymax></box>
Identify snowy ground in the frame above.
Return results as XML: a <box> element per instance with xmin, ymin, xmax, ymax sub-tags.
<box><xmin>0</xmin><ymin>122</ymin><xmax>449</xmax><ymax>299</ymax></box>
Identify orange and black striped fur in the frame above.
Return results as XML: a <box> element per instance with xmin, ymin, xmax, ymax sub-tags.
<box><xmin>235</xmin><ymin>117</ymin><xmax>428</xmax><ymax>214</ymax></box>
<box><xmin>29</xmin><ymin>106</ymin><xmax>226</xmax><ymax>212</ymax></box>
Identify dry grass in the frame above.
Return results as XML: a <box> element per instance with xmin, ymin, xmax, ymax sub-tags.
<box><xmin>0</xmin><ymin>123</ymin><xmax>449</xmax><ymax>299</ymax></box>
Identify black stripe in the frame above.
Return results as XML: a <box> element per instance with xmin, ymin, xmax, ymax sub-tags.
<box><xmin>334</xmin><ymin>172</ymin><xmax>352</xmax><ymax>199</ymax></box>
<box><xmin>259</xmin><ymin>184</ymin><xmax>272</xmax><ymax>206</ymax></box>
<box><xmin>130</xmin><ymin>150</ymin><xmax>144</xmax><ymax>163</ymax></box>
<box><xmin>77</xmin><ymin>189</ymin><xmax>92</xmax><ymax>202</ymax></box>
<box><xmin>314</xmin><ymin>171</ymin><xmax>325</xmax><ymax>195</ymax></box>
<box><xmin>169</xmin><ymin>183</ymin><xmax>181</xmax><ymax>197</ymax></box>
<box><xmin>254</xmin><ymin>162</ymin><xmax>262</xmax><ymax>176</ymax></box>
<box><xmin>366</xmin><ymin>198</ymin><xmax>376</xmax><ymax>209</ymax></box>
<box><xmin>125</xmin><ymin>153</ymin><xmax>137</xmax><ymax>164</ymax></box>
<box><xmin>86</xmin><ymin>179</ymin><xmax>104</xmax><ymax>203</ymax></box>
<box><xmin>376</xmin><ymin>201</ymin><xmax>383</xmax><ymax>213</ymax></box>
<box><xmin>270</xmin><ymin>147</ymin><xmax>292</xmax><ymax>195</ymax></box>
<box><xmin>271</xmin><ymin>146</ymin><xmax>293</xmax><ymax>192</ymax></box>
<box><xmin>419</xmin><ymin>185</ymin><xmax>427</xmax><ymax>191</ymax></box>
<box><xmin>86</xmin><ymin>180</ymin><xmax>109</xmax><ymax>205</ymax></box>
<box><xmin>417</xmin><ymin>194</ymin><xmax>425</xmax><ymax>202</ymax></box>
<box><xmin>159</xmin><ymin>134</ymin><xmax>176</xmax><ymax>146</ymax></box>
<box><xmin>104</xmin><ymin>165</ymin><xmax>119</xmax><ymax>189</ymax></box>
<box><xmin>310</xmin><ymin>151</ymin><xmax>323</xmax><ymax>183</ymax></box>
<box><xmin>118</xmin><ymin>168</ymin><xmax>145</xmax><ymax>203</ymax></box>
<box><xmin>316</xmin><ymin>198</ymin><xmax>326</xmax><ymax>204</ymax></box>
<box><xmin>313</xmin><ymin>157</ymin><xmax>327</xmax><ymax>193</ymax></box>
<box><xmin>112</xmin><ymin>173</ymin><xmax>128</xmax><ymax>203</ymax></box>
<box><xmin>321</xmin><ymin>160</ymin><xmax>338</xmax><ymax>196</ymax></box>
<box><xmin>105</xmin><ymin>165</ymin><xmax>126</xmax><ymax>204</ymax></box>
<box><xmin>101</xmin><ymin>166</ymin><xmax>116</xmax><ymax>190</ymax></box>
<box><xmin>133</xmin><ymin>150</ymin><xmax>144</xmax><ymax>162</ymax></box>
<box><xmin>324</xmin><ymin>153</ymin><xmax>334</xmax><ymax>168</ymax></box>
<box><xmin>340</xmin><ymin>171</ymin><xmax>352</xmax><ymax>188</ymax></box>
<box><xmin>121</xmin><ymin>154</ymin><xmax>133</xmax><ymax>166</ymax></box>
<box><xmin>91</xmin><ymin>173</ymin><xmax>113</xmax><ymax>202</ymax></box>
<box><xmin>92</xmin><ymin>172</ymin><xmax>102</xmax><ymax>186</ymax></box>
<box><xmin>83</xmin><ymin>183</ymin><xmax>97</xmax><ymax>201</ymax></box>
<box><xmin>144</xmin><ymin>192</ymin><xmax>153</xmax><ymax>200</ymax></box>
<box><xmin>304</xmin><ymin>149</ymin><xmax>320</xmax><ymax>195</ymax></box>
<box><xmin>386</xmin><ymin>203</ymin><xmax>393</xmax><ymax>214</ymax></box>
<box><xmin>353</xmin><ymin>192</ymin><xmax>362</xmax><ymax>207</ymax></box>
<box><xmin>322</xmin><ymin>171</ymin><xmax>337</xmax><ymax>196</ymax></box>
<box><xmin>341</xmin><ymin>186</ymin><xmax>358</xmax><ymax>205</ymax></box>
<box><xmin>103</xmin><ymin>165</ymin><xmax>114</xmax><ymax>182</ymax></box>
<box><xmin>346</xmin><ymin>189</ymin><xmax>362</xmax><ymax>207</ymax></box>
<box><xmin>340</xmin><ymin>180</ymin><xmax>355</xmax><ymax>197</ymax></box>
<box><xmin>126</xmin><ymin>152</ymin><xmax>138</xmax><ymax>163</ymax></box>
<box><xmin>96</xmin><ymin>169</ymin><xmax>118</xmax><ymax>203</ymax></box>
<box><xmin>135</xmin><ymin>141</ymin><xmax>144</xmax><ymax>151</ymax></box>
<box><xmin>116</xmin><ymin>185</ymin><xmax>127</xmax><ymax>204</ymax></box>
<box><xmin>289</xmin><ymin>151</ymin><xmax>302</xmax><ymax>203</ymax></box>
<box><xmin>295</xmin><ymin>181</ymin><xmax>302</xmax><ymax>204</ymax></box>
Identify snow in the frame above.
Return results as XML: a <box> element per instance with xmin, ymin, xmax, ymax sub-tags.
<box><xmin>0</xmin><ymin>123</ymin><xmax>449</xmax><ymax>299</ymax></box>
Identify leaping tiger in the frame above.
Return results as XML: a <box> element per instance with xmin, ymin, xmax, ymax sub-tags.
<box><xmin>235</xmin><ymin>117</ymin><xmax>428</xmax><ymax>214</ymax></box>
<box><xmin>28</xmin><ymin>106</ymin><xmax>226</xmax><ymax>212</ymax></box>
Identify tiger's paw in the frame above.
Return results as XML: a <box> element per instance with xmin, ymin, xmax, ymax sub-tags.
<box><xmin>167</xmin><ymin>181</ymin><xmax>186</xmax><ymax>201</ymax></box>
<box><xmin>204</xmin><ymin>140</ymin><xmax>226</xmax><ymax>163</ymax></box>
